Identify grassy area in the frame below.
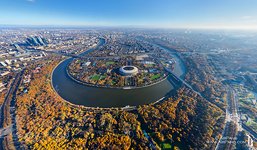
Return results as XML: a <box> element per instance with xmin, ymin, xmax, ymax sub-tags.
<box><xmin>99</xmin><ymin>75</ymin><xmax>106</xmax><ymax>80</ymax></box>
<box><xmin>106</xmin><ymin>61</ymin><xmax>115</xmax><ymax>66</ymax></box>
<box><xmin>246</xmin><ymin>119</ymin><xmax>257</xmax><ymax>132</ymax></box>
<box><xmin>150</xmin><ymin>74</ymin><xmax>161</xmax><ymax>80</ymax></box>
<box><xmin>246</xmin><ymin>120</ymin><xmax>251</xmax><ymax>126</ymax></box>
<box><xmin>146</xmin><ymin>64</ymin><xmax>154</xmax><ymax>67</ymax></box>
<box><xmin>90</xmin><ymin>74</ymin><xmax>101</xmax><ymax>81</ymax></box>
<box><xmin>161</xmin><ymin>143</ymin><xmax>172</xmax><ymax>149</ymax></box>
<box><xmin>111</xmin><ymin>80</ymin><xmax>116</xmax><ymax>85</ymax></box>
<box><xmin>148</xmin><ymin>132</ymin><xmax>185</xmax><ymax>150</ymax></box>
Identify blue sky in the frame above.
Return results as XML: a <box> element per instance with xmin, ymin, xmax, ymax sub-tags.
<box><xmin>0</xmin><ymin>0</ymin><xmax>257</xmax><ymax>29</ymax></box>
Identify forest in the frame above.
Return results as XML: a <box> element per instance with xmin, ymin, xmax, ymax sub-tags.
<box><xmin>15</xmin><ymin>56</ymin><xmax>225</xmax><ymax>149</ymax></box>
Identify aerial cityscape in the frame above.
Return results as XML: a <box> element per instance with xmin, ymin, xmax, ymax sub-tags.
<box><xmin>1</xmin><ymin>0</ymin><xmax>257</xmax><ymax>150</ymax></box>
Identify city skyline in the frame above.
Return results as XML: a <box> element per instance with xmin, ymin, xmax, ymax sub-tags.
<box><xmin>1</xmin><ymin>0</ymin><xmax>257</xmax><ymax>29</ymax></box>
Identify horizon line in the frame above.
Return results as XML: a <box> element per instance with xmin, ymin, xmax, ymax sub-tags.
<box><xmin>1</xmin><ymin>24</ymin><xmax>257</xmax><ymax>31</ymax></box>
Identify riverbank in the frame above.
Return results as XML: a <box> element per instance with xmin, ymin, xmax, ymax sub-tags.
<box><xmin>153</xmin><ymin>43</ymin><xmax>186</xmax><ymax>78</ymax></box>
<box><xmin>51</xmin><ymin>58</ymin><xmax>136</xmax><ymax>110</ymax></box>
<box><xmin>66</xmin><ymin>66</ymin><xmax>169</xmax><ymax>90</ymax></box>
<box><xmin>51</xmin><ymin>38</ymin><xmax>183</xmax><ymax>108</ymax></box>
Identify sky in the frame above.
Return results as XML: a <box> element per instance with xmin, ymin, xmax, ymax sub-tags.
<box><xmin>1</xmin><ymin>0</ymin><xmax>257</xmax><ymax>29</ymax></box>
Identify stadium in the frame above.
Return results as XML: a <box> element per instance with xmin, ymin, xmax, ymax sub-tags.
<box><xmin>119</xmin><ymin>66</ymin><xmax>139</xmax><ymax>76</ymax></box>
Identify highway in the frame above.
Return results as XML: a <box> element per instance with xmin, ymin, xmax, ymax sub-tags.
<box><xmin>166</xmin><ymin>60</ymin><xmax>256</xmax><ymax>150</ymax></box>
<box><xmin>164</xmin><ymin>67</ymin><xmax>207</xmax><ymax>99</ymax></box>
<box><xmin>41</xmin><ymin>43</ymin><xmax>250</xmax><ymax>149</ymax></box>
<box><xmin>16</xmin><ymin>40</ymin><xmax>257</xmax><ymax>149</ymax></box>
<box><xmin>215</xmin><ymin>84</ymin><xmax>257</xmax><ymax>150</ymax></box>
<box><xmin>0</xmin><ymin>74</ymin><xmax>21</xmax><ymax>149</ymax></box>
<box><xmin>163</xmin><ymin>66</ymin><xmax>242</xmax><ymax>150</ymax></box>
<box><xmin>215</xmin><ymin>87</ymin><xmax>240</xmax><ymax>150</ymax></box>
<box><xmin>0</xmin><ymin>70</ymin><xmax>24</xmax><ymax>150</ymax></box>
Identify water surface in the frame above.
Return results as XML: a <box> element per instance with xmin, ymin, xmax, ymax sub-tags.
<box><xmin>52</xmin><ymin>39</ymin><xmax>185</xmax><ymax>107</ymax></box>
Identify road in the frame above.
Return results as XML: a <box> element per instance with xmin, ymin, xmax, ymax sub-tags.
<box><xmin>44</xmin><ymin>40</ymin><xmax>250</xmax><ymax>149</ymax></box>
<box><xmin>164</xmin><ymin>66</ymin><xmax>242</xmax><ymax>150</ymax></box>
<box><xmin>151</xmin><ymin>41</ymin><xmax>240</xmax><ymax>150</ymax></box>
<box><xmin>164</xmin><ymin>67</ymin><xmax>207</xmax><ymax>99</ymax></box>
<box><xmin>215</xmin><ymin>86</ymin><xmax>241</xmax><ymax>150</ymax></box>
<box><xmin>0</xmin><ymin>70</ymin><xmax>24</xmax><ymax>150</ymax></box>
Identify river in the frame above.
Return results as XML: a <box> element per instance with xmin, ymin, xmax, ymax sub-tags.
<box><xmin>52</xmin><ymin>38</ymin><xmax>185</xmax><ymax>108</ymax></box>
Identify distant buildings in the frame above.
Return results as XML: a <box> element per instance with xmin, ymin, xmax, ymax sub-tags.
<box><xmin>136</xmin><ymin>54</ymin><xmax>148</xmax><ymax>61</ymax></box>
<box><xmin>83</xmin><ymin>62</ymin><xmax>91</xmax><ymax>67</ymax></box>
<box><xmin>26</xmin><ymin>36</ymin><xmax>48</xmax><ymax>46</ymax></box>
<box><xmin>141</xmin><ymin>61</ymin><xmax>155</xmax><ymax>65</ymax></box>
<box><xmin>0</xmin><ymin>71</ymin><xmax>10</xmax><ymax>77</ymax></box>
<box><xmin>0</xmin><ymin>82</ymin><xmax>6</xmax><ymax>92</ymax></box>
<box><xmin>0</xmin><ymin>62</ymin><xmax>7</xmax><ymax>67</ymax></box>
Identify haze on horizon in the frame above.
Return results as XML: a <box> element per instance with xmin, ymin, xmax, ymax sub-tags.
<box><xmin>1</xmin><ymin>0</ymin><xmax>257</xmax><ymax>30</ymax></box>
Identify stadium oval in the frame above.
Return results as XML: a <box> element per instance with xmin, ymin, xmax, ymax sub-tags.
<box><xmin>119</xmin><ymin>66</ymin><xmax>139</xmax><ymax>76</ymax></box>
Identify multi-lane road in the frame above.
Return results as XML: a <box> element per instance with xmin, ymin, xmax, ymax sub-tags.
<box><xmin>215</xmin><ymin>86</ymin><xmax>241</xmax><ymax>150</ymax></box>
<box><xmin>216</xmin><ymin>84</ymin><xmax>257</xmax><ymax>150</ymax></box>
<box><xmin>0</xmin><ymin>70</ymin><xmax>24</xmax><ymax>150</ymax></box>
